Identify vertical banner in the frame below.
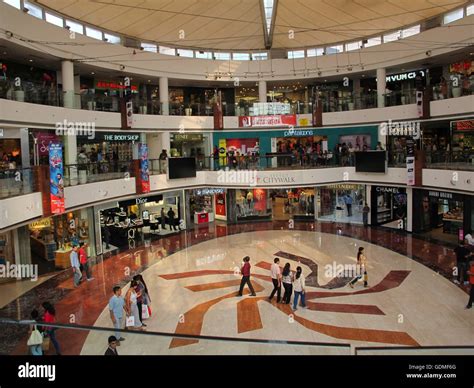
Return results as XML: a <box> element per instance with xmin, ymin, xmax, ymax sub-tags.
<box><xmin>312</xmin><ymin>94</ymin><xmax>323</xmax><ymax>127</ymax></box>
<box><xmin>406</xmin><ymin>138</ymin><xmax>415</xmax><ymax>186</ymax></box>
<box><xmin>218</xmin><ymin>138</ymin><xmax>227</xmax><ymax>167</ymax></box>
<box><xmin>121</xmin><ymin>77</ymin><xmax>133</xmax><ymax>129</ymax></box>
<box><xmin>213</xmin><ymin>90</ymin><xmax>224</xmax><ymax>130</ymax></box>
<box><xmin>215</xmin><ymin>192</ymin><xmax>226</xmax><ymax>217</ymax></box>
<box><xmin>49</xmin><ymin>142</ymin><xmax>65</xmax><ymax>214</ymax></box>
<box><xmin>139</xmin><ymin>143</ymin><xmax>150</xmax><ymax>193</ymax></box>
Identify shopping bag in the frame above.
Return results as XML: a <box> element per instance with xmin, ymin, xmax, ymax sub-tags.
<box><xmin>41</xmin><ymin>336</ymin><xmax>50</xmax><ymax>352</ymax></box>
<box><xmin>142</xmin><ymin>305</ymin><xmax>150</xmax><ymax>320</ymax></box>
<box><xmin>126</xmin><ymin>316</ymin><xmax>135</xmax><ymax>327</ymax></box>
<box><xmin>27</xmin><ymin>326</ymin><xmax>43</xmax><ymax>346</ymax></box>
<box><xmin>148</xmin><ymin>306</ymin><xmax>152</xmax><ymax>317</ymax></box>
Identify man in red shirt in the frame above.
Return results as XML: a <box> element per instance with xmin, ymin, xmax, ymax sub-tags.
<box><xmin>79</xmin><ymin>242</ymin><xmax>93</xmax><ymax>281</ymax></box>
<box><xmin>237</xmin><ymin>256</ymin><xmax>256</xmax><ymax>297</ymax></box>
<box><xmin>466</xmin><ymin>260</ymin><xmax>474</xmax><ymax>309</ymax></box>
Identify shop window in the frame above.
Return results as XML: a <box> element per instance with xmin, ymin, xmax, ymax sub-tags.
<box><xmin>288</xmin><ymin>50</ymin><xmax>305</xmax><ymax>59</ymax></box>
<box><xmin>66</xmin><ymin>19</ymin><xmax>84</xmax><ymax>35</ymax></box>
<box><xmin>23</xmin><ymin>1</ymin><xmax>42</xmax><ymax>19</ymax></box>
<box><xmin>142</xmin><ymin>43</ymin><xmax>157</xmax><ymax>53</ymax></box>
<box><xmin>401</xmin><ymin>25</ymin><xmax>420</xmax><ymax>38</ymax></box>
<box><xmin>307</xmin><ymin>48</ymin><xmax>324</xmax><ymax>57</ymax></box>
<box><xmin>252</xmin><ymin>52</ymin><xmax>268</xmax><ymax>60</ymax></box>
<box><xmin>383</xmin><ymin>30</ymin><xmax>401</xmax><ymax>43</ymax></box>
<box><xmin>214</xmin><ymin>52</ymin><xmax>231</xmax><ymax>60</ymax></box>
<box><xmin>195</xmin><ymin>51</ymin><xmax>212</xmax><ymax>59</ymax></box>
<box><xmin>443</xmin><ymin>8</ymin><xmax>464</xmax><ymax>24</ymax></box>
<box><xmin>45</xmin><ymin>12</ymin><xmax>63</xmax><ymax>27</ymax></box>
<box><xmin>467</xmin><ymin>4</ymin><xmax>474</xmax><ymax>16</ymax></box>
<box><xmin>326</xmin><ymin>45</ymin><xmax>343</xmax><ymax>54</ymax></box>
<box><xmin>85</xmin><ymin>26</ymin><xmax>102</xmax><ymax>40</ymax></box>
<box><xmin>159</xmin><ymin>46</ymin><xmax>175</xmax><ymax>55</ymax></box>
<box><xmin>364</xmin><ymin>37</ymin><xmax>381</xmax><ymax>47</ymax></box>
<box><xmin>3</xmin><ymin>0</ymin><xmax>21</xmax><ymax>9</ymax></box>
<box><xmin>104</xmin><ymin>33</ymin><xmax>121</xmax><ymax>44</ymax></box>
<box><xmin>232</xmin><ymin>53</ymin><xmax>250</xmax><ymax>61</ymax></box>
<box><xmin>177</xmin><ymin>49</ymin><xmax>193</xmax><ymax>58</ymax></box>
<box><xmin>345</xmin><ymin>41</ymin><xmax>362</xmax><ymax>51</ymax></box>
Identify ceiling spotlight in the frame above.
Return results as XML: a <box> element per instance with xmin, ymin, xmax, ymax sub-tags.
<box><xmin>317</xmin><ymin>71</ymin><xmax>322</xmax><ymax>76</ymax></box>
<box><xmin>5</xmin><ymin>31</ymin><xmax>13</xmax><ymax>38</ymax></box>
<box><xmin>28</xmin><ymin>59</ymin><xmax>34</xmax><ymax>62</ymax></box>
<box><xmin>120</xmin><ymin>65</ymin><xmax>125</xmax><ymax>70</ymax></box>
<box><xmin>425</xmin><ymin>50</ymin><xmax>432</xmax><ymax>57</ymax></box>
<box><xmin>91</xmin><ymin>72</ymin><xmax>95</xmax><ymax>75</ymax></box>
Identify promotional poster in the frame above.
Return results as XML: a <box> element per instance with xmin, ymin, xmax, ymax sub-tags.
<box><xmin>139</xmin><ymin>143</ymin><xmax>150</xmax><ymax>193</ymax></box>
<box><xmin>49</xmin><ymin>142</ymin><xmax>65</xmax><ymax>214</ymax></box>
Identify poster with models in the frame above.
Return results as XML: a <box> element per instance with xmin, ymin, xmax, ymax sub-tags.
<box><xmin>226</xmin><ymin>138</ymin><xmax>260</xmax><ymax>155</ymax></box>
<box><xmin>49</xmin><ymin>142</ymin><xmax>65</xmax><ymax>214</ymax></box>
<box><xmin>139</xmin><ymin>143</ymin><xmax>150</xmax><ymax>193</ymax></box>
<box><xmin>339</xmin><ymin>134</ymin><xmax>371</xmax><ymax>150</ymax></box>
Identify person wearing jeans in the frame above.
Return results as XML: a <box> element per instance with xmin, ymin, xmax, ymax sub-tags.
<box><xmin>268</xmin><ymin>258</ymin><xmax>281</xmax><ymax>302</ymax></box>
<box><xmin>281</xmin><ymin>263</ymin><xmax>294</xmax><ymax>304</ymax></box>
<box><xmin>237</xmin><ymin>256</ymin><xmax>256</xmax><ymax>296</ymax></box>
<box><xmin>466</xmin><ymin>260</ymin><xmax>474</xmax><ymax>309</ymax></box>
<box><xmin>42</xmin><ymin>302</ymin><xmax>61</xmax><ymax>355</ymax></box>
<box><xmin>292</xmin><ymin>266</ymin><xmax>307</xmax><ymax>310</ymax></box>
<box><xmin>70</xmin><ymin>246</ymin><xmax>81</xmax><ymax>287</ymax></box>
<box><xmin>109</xmin><ymin>286</ymin><xmax>126</xmax><ymax>343</ymax></box>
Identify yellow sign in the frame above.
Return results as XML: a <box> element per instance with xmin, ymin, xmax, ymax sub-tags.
<box><xmin>29</xmin><ymin>218</ymin><xmax>51</xmax><ymax>230</ymax></box>
<box><xmin>298</xmin><ymin>117</ymin><xmax>310</xmax><ymax>127</ymax></box>
<box><xmin>218</xmin><ymin>139</ymin><xmax>227</xmax><ymax>167</ymax></box>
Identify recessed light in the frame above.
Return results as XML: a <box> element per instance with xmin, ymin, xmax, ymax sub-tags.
<box><xmin>147</xmin><ymin>79</ymin><xmax>151</xmax><ymax>82</ymax></box>
<box><xmin>28</xmin><ymin>59</ymin><xmax>33</xmax><ymax>62</ymax></box>
<box><xmin>91</xmin><ymin>72</ymin><xmax>95</xmax><ymax>75</ymax></box>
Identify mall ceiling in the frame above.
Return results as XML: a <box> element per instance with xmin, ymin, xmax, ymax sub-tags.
<box><xmin>34</xmin><ymin>0</ymin><xmax>468</xmax><ymax>50</ymax></box>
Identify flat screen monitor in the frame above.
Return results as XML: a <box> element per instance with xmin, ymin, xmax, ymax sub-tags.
<box><xmin>355</xmin><ymin>151</ymin><xmax>386</xmax><ymax>173</ymax></box>
<box><xmin>168</xmin><ymin>157</ymin><xmax>196</xmax><ymax>179</ymax></box>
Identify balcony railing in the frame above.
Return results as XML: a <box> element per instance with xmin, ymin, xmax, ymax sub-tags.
<box><xmin>0</xmin><ymin>168</ymin><xmax>36</xmax><ymax>199</ymax></box>
<box><xmin>63</xmin><ymin>160</ymin><xmax>133</xmax><ymax>187</ymax></box>
<box><xmin>1</xmin><ymin>77</ymin><xmax>472</xmax><ymax>116</ymax></box>
<box><xmin>425</xmin><ymin>150</ymin><xmax>474</xmax><ymax>171</ymax></box>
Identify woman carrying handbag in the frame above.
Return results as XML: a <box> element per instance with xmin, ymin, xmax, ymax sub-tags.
<box><xmin>27</xmin><ymin>310</ymin><xmax>43</xmax><ymax>356</ymax></box>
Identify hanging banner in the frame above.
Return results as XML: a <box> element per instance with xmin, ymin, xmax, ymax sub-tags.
<box><xmin>49</xmin><ymin>142</ymin><xmax>65</xmax><ymax>214</ymax></box>
<box><xmin>218</xmin><ymin>139</ymin><xmax>227</xmax><ymax>167</ymax></box>
<box><xmin>406</xmin><ymin>138</ymin><xmax>415</xmax><ymax>186</ymax></box>
<box><xmin>139</xmin><ymin>143</ymin><xmax>150</xmax><ymax>193</ymax></box>
<box><xmin>239</xmin><ymin>114</ymin><xmax>296</xmax><ymax>128</ymax></box>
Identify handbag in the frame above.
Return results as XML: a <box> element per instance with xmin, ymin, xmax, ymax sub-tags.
<box><xmin>27</xmin><ymin>326</ymin><xmax>43</xmax><ymax>346</ymax></box>
<box><xmin>41</xmin><ymin>336</ymin><xmax>50</xmax><ymax>352</ymax></box>
<box><xmin>142</xmin><ymin>304</ymin><xmax>150</xmax><ymax>320</ymax></box>
<box><xmin>148</xmin><ymin>305</ymin><xmax>152</xmax><ymax>317</ymax></box>
<box><xmin>125</xmin><ymin>316</ymin><xmax>135</xmax><ymax>327</ymax></box>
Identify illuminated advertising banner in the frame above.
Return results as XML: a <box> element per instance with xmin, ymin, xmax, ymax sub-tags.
<box><xmin>139</xmin><ymin>143</ymin><xmax>150</xmax><ymax>193</ymax></box>
<box><xmin>215</xmin><ymin>192</ymin><xmax>226</xmax><ymax>216</ymax></box>
<box><xmin>49</xmin><ymin>142</ymin><xmax>65</xmax><ymax>214</ymax></box>
<box><xmin>239</xmin><ymin>114</ymin><xmax>296</xmax><ymax>128</ymax></box>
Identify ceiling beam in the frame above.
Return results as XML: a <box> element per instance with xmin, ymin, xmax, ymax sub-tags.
<box><xmin>259</xmin><ymin>0</ymin><xmax>278</xmax><ymax>50</ymax></box>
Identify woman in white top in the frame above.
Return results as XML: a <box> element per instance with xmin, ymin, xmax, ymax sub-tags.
<box><xmin>281</xmin><ymin>263</ymin><xmax>294</xmax><ymax>304</ymax></box>
<box><xmin>292</xmin><ymin>266</ymin><xmax>307</xmax><ymax>310</ymax></box>
<box><xmin>125</xmin><ymin>281</ymin><xmax>144</xmax><ymax>330</ymax></box>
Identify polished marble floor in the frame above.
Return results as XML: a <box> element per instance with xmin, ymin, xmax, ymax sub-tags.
<box><xmin>0</xmin><ymin>221</ymin><xmax>472</xmax><ymax>355</ymax></box>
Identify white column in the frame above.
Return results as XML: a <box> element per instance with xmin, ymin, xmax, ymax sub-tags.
<box><xmin>406</xmin><ymin>187</ymin><xmax>413</xmax><ymax>232</ymax></box>
<box><xmin>259</xmin><ymin>80</ymin><xmax>267</xmax><ymax>103</ymax></box>
<box><xmin>376</xmin><ymin>68</ymin><xmax>386</xmax><ymax>108</ymax></box>
<box><xmin>159</xmin><ymin>77</ymin><xmax>169</xmax><ymax>115</ymax></box>
<box><xmin>61</xmin><ymin>60</ymin><xmax>75</xmax><ymax>109</ymax></box>
<box><xmin>74</xmin><ymin>74</ymin><xmax>81</xmax><ymax>109</ymax></box>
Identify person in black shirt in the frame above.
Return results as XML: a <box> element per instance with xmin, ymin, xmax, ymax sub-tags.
<box><xmin>454</xmin><ymin>240</ymin><xmax>472</xmax><ymax>285</ymax></box>
<box><xmin>167</xmin><ymin>208</ymin><xmax>178</xmax><ymax>231</ymax></box>
<box><xmin>104</xmin><ymin>336</ymin><xmax>119</xmax><ymax>355</ymax></box>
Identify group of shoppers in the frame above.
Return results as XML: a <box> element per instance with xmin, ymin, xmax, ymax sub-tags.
<box><xmin>268</xmin><ymin>258</ymin><xmax>307</xmax><ymax>310</ymax></box>
<box><xmin>70</xmin><ymin>242</ymin><xmax>94</xmax><ymax>287</ymax></box>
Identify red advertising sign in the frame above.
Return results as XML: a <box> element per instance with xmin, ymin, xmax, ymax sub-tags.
<box><xmin>239</xmin><ymin>114</ymin><xmax>296</xmax><ymax>128</ymax></box>
<box><xmin>453</xmin><ymin>120</ymin><xmax>474</xmax><ymax>131</ymax></box>
<box><xmin>96</xmin><ymin>81</ymin><xmax>138</xmax><ymax>92</ymax></box>
<box><xmin>215</xmin><ymin>193</ymin><xmax>226</xmax><ymax>216</ymax></box>
<box><xmin>37</xmin><ymin>132</ymin><xmax>59</xmax><ymax>157</ymax></box>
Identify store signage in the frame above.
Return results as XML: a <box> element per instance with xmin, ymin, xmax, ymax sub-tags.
<box><xmin>136</xmin><ymin>197</ymin><xmax>148</xmax><ymax>205</ymax></box>
<box><xmin>451</xmin><ymin>119</ymin><xmax>474</xmax><ymax>131</ymax></box>
<box><xmin>173</xmin><ymin>133</ymin><xmax>203</xmax><ymax>142</ymax></box>
<box><xmin>195</xmin><ymin>188</ymin><xmax>225</xmax><ymax>196</ymax></box>
<box><xmin>29</xmin><ymin>218</ymin><xmax>51</xmax><ymax>230</ymax></box>
<box><xmin>103</xmin><ymin>134</ymin><xmax>140</xmax><ymax>142</ymax></box>
<box><xmin>36</xmin><ymin>132</ymin><xmax>59</xmax><ymax>157</ymax></box>
<box><xmin>126</xmin><ymin>101</ymin><xmax>133</xmax><ymax>128</ymax></box>
<box><xmin>406</xmin><ymin>156</ymin><xmax>415</xmax><ymax>186</ymax></box>
<box><xmin>375</xmin><ymin>187</ymin><xmax>401</xmax><ymax>194</ymax></box>
<box><xmin>215</xmin><ymin>192</ymin><xmax>226</xmax><ymax>217</ymax></box>
<box><xmin>139</xmin><ymin>143</ymin><xmax>150</xmax><ymax>193</ymax></box>
<box><xmin>385</xmin><ymin>70</ymin><xmax>425</xmax><ymax>83</ymax></box>
<box><xmin>283</xmin><ymin>129</ymin><xmax>314</xmax><ymax>137</ymax></box>
<box><xmin>49</xmin><ymin>142</ymin><xmax>65</xmax><ymax>215</ymax></box>
<box><xmin>257</xmin><ymin>174</ymin><xmax>296</xmax><ymax>184</ymax></box>
<box><xmin>428</xmin><ymin>191</ymin><xmax>453</xmax><ymax>199</ymax></box>
<box><xmin>327</xmin><ymin>184</ymin><xmax>360</xmax><ymax>190</ymax></box>
<box><xmin>239</xmin><ymin>114</ymin><xmax>296</xmax><ymax>128</ymax></box>
<box><xmin>379</xmin><ymin>120</ymin><xmax>421</xmax><ymax>140</ymax></box>
<box><xmin>95</xmin><ymin>81</ymin><xmax>138</xmax><ymax>92</ymax></box>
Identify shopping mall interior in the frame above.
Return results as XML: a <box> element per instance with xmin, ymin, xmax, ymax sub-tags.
<box><xmin>0</xmin><ymin>0</ymin><xmax>473</xmax><ymax>373</ymax></box>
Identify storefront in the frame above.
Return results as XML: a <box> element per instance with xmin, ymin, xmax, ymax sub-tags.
<box><xmin>270</xmin><ymin>188</ymin><xmax>315</xmax><ymax>221</ymax></box>
<box><xmin>28</xmin><ymin>209</ymin><xmax>95</xmax><ymax>273</ymax></box>
<box><xmin>224</xmin><ymin>188</ymin><xmax>272</xmax><ymax>223</ymax></box>
<box><xmin>80</xmin><ymin>78</ymin><xmax>139</xmax><ymax>112</ymax></box>
<box><xmin>313</xmin><ymin>80</ymin><xmax>354</xmax><ymax>112</ymax></box>
<box><xmin>371</xmin><ymin>186</ymin><xmax>407</xmax><ymax>229</ymax></box>
<box><xmin>316</xmin><ymin>184</ymin><xmax>366</xmax><ymax>224</ymax></box>
<box><xmin>96</xmin><ymin>191</ymin><xmax>184</xmax><ymax>252</ymax></box>
<box><xmin>77</xmin><ymin>132</ymin><xmax>141</xmax><ymax>164</ymax></box>
<box><xmin>413</xmin><ymin>189</ymin><xmax>472</xmax><ymax>244</ymax></box>
<box><xmin>186</xmin><ymin>188</ymin><xmax>227</xmax><ymax>225</ymax></box>
<box><xmin>170</xmin><ymin>132</ymin><xmax>211</xmax><ymax>161</ymax></box>
<box><xmin>0</xmin><ymin>138</ymin><xmax>21</xmax><ymax>169</ymax></box>
<box><xmin>451</xmin><ymin>119</ymin><xmax>474</xmax><ymax>152</ymax></box>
